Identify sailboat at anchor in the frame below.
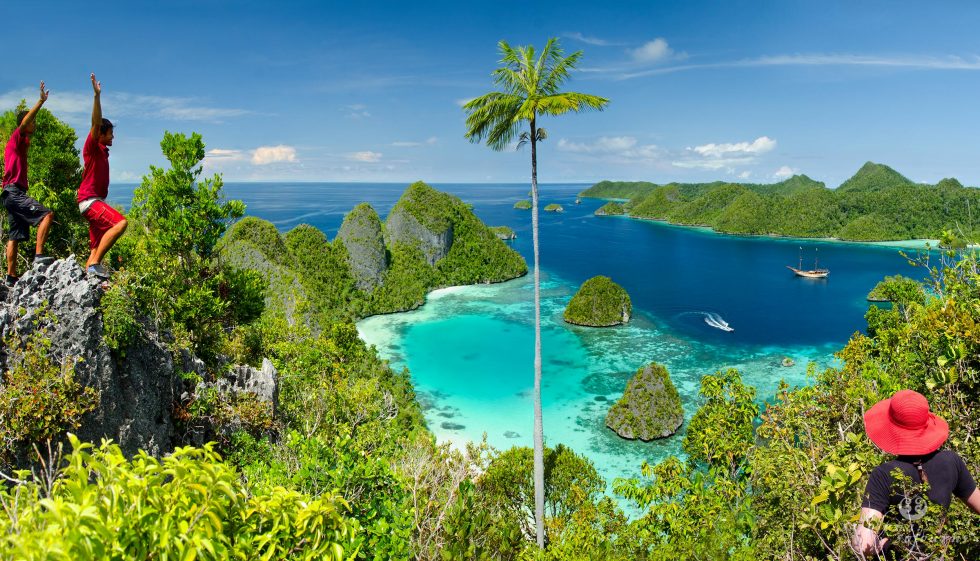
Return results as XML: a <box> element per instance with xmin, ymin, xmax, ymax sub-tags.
<box><xmin>787</xmin><ymin>246</ymin><xmax>829</xmax><ymax>278</ymax></box>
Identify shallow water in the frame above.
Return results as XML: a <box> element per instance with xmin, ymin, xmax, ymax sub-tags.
<box><xmin>112</xmin><ymin>181</ymin><xmax>926</xmax><ymax>486</ymax></box>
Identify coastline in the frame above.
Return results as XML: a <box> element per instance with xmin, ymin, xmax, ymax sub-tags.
<box><xmin>592</xmin><ymin>208</ymin><xmax>939</xmax><ymax>250</ymax></box>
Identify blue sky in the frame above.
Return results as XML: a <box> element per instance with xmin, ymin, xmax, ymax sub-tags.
<box><xmin>3</xmin><ymin>0</ymin><xmax>980</xmax><ymax>186</ymax></box>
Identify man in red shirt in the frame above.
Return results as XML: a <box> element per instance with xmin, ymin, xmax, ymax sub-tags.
<box><xmin>2</xmin><ymin>81</ymin><xmax>55</xmax><ymax>286</ymax></box>
<box><xmin>77</xmin><ymin>73</ymin><xmax>126</xmax><ymax>280</ymax></box>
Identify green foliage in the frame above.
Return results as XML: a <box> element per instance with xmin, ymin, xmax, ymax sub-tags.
<box><xmin>614</xmin><ymin>458</ymin><xmax>756</xmax><ymax>560</ymax></box>
<box><xmin>514</xmin><ymin>200</ymin><xmax>532</xmax><ymax>210</ymax></box>
<box><xmin>0</xmin><ymin>435</ymin><xmax>357</xmax><ymax>560</ymax></box>
<box><xmin>866</xmin><ymin>274</ymin><xmax>925</xmax><ymax>306</ymax></box>
<box><xmin>563</xmin><ymin>276</ymin><xmax>632</xmax><ymax>327</ymax></box>
<box><xmin>0</xmin><ymin>329</ymin><xmax>99</xmax><ymax>460</ymax></box>
<box><xmin>585</xmin><ymin>162</ymin><xmax>980</xmax><ymax>241</ymax></box>
<box><xmin>594</xmin><ymin>201</ymin><xmax>625</xmax><ymax>216</ymax></box>
<box><xmin>682</xmin><ymin>369</ymin><xmax>757</xmax><ymax>477</ymax></box>
<box><xmin>476</xmin><ymin>444</ymin><xmax>624</xmax><ymax>554</ymax></box>
<box><xmin>0</xmin><ymin>106</ymin><xmax>86</xmax><ymax>260</ymax></box>
<box><xmin>543</xmin><ymin>204</ymin><xmax>564</xmax><ymax>212</ymax></box>
<box><xmin>99</xmin><ymin>271</ymin><xmax>140</xmax><ymax>353</ymax></box>
<box><xmin>120</xmin><ymin>131</ymin><xmax>264</xmax><ymax>359</ymax></box>
<box><xmin>579</xmin><ymin>180</ymin><xmax>657</xmax><ymax>200</ymax></box>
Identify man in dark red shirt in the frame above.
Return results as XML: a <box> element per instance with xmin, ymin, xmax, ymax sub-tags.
<box><xmin>77</xmin><ymin>73</ymin><xmax>126</xmax><ymax>280</ymax></box>
<box><xmin>2</xmin><ymin>81</ymin><xmax>55</xmax><ymax>286</ymax></box>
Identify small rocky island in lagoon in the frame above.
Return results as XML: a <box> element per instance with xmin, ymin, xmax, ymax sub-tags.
<box><xmin>544</xmin><ymin>203</ymin><xmax>564</xmax><ymax>213</ymax></box>
<box><xmin>514</xmin><ymin>200</ymin><xmax>532</xmax><ymax>210</ymax></box>
<box><xmin>605</xmin><ymin>363</ymin><xmax>684</xmax><ymax>441</ymax></box>
<box><xmin>564</xmin><ymin>276</ymin><xmax>632</xmax><ymax>326</ymax></box>
<box><xmin>490</xmin><ymin>226</ymin><xmax>517</xmax><ymax>240</ymax></box>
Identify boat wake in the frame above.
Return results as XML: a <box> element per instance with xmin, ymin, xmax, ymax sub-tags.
<box><xmin>702</xmin><ymin>312</ymin><xmax>734</xmax><ymax>332</ymax></box>
<box><xmin>673</xmin><ymin>311</ymin><xmax>736</xmax><ymax>332</ymax></box>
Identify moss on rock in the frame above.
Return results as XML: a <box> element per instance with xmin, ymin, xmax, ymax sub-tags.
<box><xmin>605</xmin><ymin>363</ymin><xmax>683</xmax><ymax>441</ymax></box>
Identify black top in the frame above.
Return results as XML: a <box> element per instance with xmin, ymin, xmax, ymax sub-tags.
<box><xmin>862</xmin><ymin>450</ymin><xmax>977</xmax><ymax>513</ymax></box>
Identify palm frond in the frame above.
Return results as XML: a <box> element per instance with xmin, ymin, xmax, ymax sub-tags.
<box><xmin>540</xmin><ymin>50</ymin><xmax>583</xmax><ymax>95</ymax></box>
<box><xmin>535</xmin><ymin>92</ymin><xmax>609</xmax><ymax>117</ymax></box>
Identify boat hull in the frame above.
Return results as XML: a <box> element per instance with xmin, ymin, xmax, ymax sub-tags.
<box><xmin>787</xmin><ymin>265</ymin><xmax>829</xmax><ymax>279</ymax></box>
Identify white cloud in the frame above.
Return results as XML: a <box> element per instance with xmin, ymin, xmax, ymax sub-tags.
<box><xmin>629</xmin><ymin>38</ymin><xmax>674</xmax><ymax>64</ymax></box>
<box><xmin>347</xmin><ymin>151</ymin><xmax>382</xmax><ymax>162</ymax></box>
<box><xmin>557</xmin><ymin>136</ymin><xmax>664</xmax><ymax>164</ymax></box>
<box><xmin>738</xmin><ymin>171</ymin><xmax>752</xmax><ymax>179</ymax></box>
<box><xmin>773</xmin><ymin>165</ymin><xmax>799</xmax><ymax>179</ymax></box>
<box><xmin>251</xmin><ymin>145</ymin><xmax>298</xmax><ymax>165</ymax></box>
<box><xmin>692</xmin><ymin>136</ymin><xmax>776</xmax><ymax>158</ymax></box>
<box><xmin>617</xmin><ymin>53</ymin><xmax>980</xmax><ymax>80</ymax></box>
<box><xmin>558</xmin><ymin>136</ymin><xmax>638</xmax><ymax>153</ymax></box>
<box><xmin>206</xmin><ymin>148</ymin><xmax>245</xmax><ymax>161</ymax></box>
<box><xmin>672</xmin><ymin>136</ymin><xmax>776</xmax><ymax>170</ymax></box>
<box><xmin>392</xmin><ymin>137</ymin><xmax>438</xmax><ymax>148</ymax></box>
<box><xmin>563</xmin><ymin>32</ymin><xmax>615</xmax><ymax>46</ymax></box>
<box><xmin>344</xmin><ymin>103</ymin><xmax>371</xmax><ymax>119</ymax></box>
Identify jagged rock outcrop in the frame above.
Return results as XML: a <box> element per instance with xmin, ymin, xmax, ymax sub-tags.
<box><xmin>605</xmin><ymin>363</ymin><xmax>683</xmax><ymax>441</ymax></box>
<box><xmin>0</xmin><ymin>258</ymin><xmax>180</xmax><ymax>458</ymax></box>
<box><xmin>337</xmin><ymin>203</ymin><xmax>388</xmax><ymax>291</ymax></box>
<box><xmin>216</xmin><ymin>359</ymin><xmax>279</xmax><ymax>416</ymax></box>
<box><xmin>385</xmin><ymin>182</ymin><xmax>454</xmax><ymax>266</ymax></box>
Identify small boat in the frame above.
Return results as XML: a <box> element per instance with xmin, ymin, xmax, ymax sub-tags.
<box><xmin>787</xmin><ymin>247</ymin><xmax>829</xmax><ymax>278</ymax></box>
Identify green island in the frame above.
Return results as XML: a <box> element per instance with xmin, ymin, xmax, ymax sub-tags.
<box><xmin>595</xmin><ymin>201</ymin><xmax>626</xmax><ymax>216</ymax></box>
<box><xmin>514</xmin><ymin>199</ymin><xmax>532</xmax><ymax>210</ymax></box>
<box><xmin>605</xmin><ymin>363</ymin><xmax>684</xmax><ymax>440</ymax></box>
<box><xmin>563</xmin><ymin>275</ymin><xmax>632</xmax><ymax>326</ymax></box>
<box><xmin>581</xmin><ymin>162</ymin><xmax>980</xmax><ymax>241</ymax></box>
<box><xmin>490</xmin><ymin>225</ymin><xmax>517</xmax><ymax>240</ymax></box>
<box><xmin>543</xmin><ymin>203</ymin><xmax>564</xmax><ymax>212</ymax></box>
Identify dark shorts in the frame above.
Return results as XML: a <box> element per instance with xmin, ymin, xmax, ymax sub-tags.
<box><xmin>1</xmin><ymin>185</ymin><xmax>52</xmax><ymax>242</ymax></box>
<box><xmin>83</xmin><ymin>200</ymin><xmax>126</xmax><ymax>249</ymax></box>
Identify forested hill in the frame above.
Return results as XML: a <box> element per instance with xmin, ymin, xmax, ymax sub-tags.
<box><xmin>581</xmin><ymin>162</ymin><xmax>980</xmax><ymax>242</ymax></box>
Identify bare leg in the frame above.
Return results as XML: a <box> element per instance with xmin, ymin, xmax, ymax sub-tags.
<box><xmin>35</xmin><ymin>212</ymin><xmax>53</xmax><ymax>255</ymax></box>
<box><xmin>5</xmin><ymin>239</ymin><xmax>16</xmax><ymax>277</ymax></box>
<box><xmin>87</xmin><ymin>218</ymin><xmax>127</xmax><ymax>267</ymax></box>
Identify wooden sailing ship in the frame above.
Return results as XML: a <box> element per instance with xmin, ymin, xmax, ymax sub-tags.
<box><xmin>787</xmin><ymin>247</ymin><xmax>829</xmax><ymax>278</ymax></box>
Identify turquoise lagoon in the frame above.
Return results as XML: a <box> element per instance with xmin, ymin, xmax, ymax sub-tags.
<box><xmin>109</xmin><ymin>182</ymin><xmax>924</xmax><ymax>486</ymax></box>
<box><xmin>358</xmin><ymin>273</ymin><xmax>842</xmax><ymax>485</ymax></box>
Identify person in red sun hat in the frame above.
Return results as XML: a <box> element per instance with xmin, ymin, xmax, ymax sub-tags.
<box><xmin>852</xmin><ymin>390</ymin><xmax>980</xmax><ymax>557</ymax></box>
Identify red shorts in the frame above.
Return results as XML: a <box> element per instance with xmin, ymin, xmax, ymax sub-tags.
<box><xmin>83</xmin><ymin>200</ymin><xmax>125</xmax><ymax>249</ymax></box>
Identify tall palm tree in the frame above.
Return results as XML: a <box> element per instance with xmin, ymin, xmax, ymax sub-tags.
<box><xmin>463</xmin><ymin>38</ymin><xmax>608</xmax><ymax>548</ymax></box>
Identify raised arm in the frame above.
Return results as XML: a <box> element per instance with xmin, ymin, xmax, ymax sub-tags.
<box><xmin>90</xmin><ymin>73</ymin><xmax>102</xmax><ymax>137</ymax></box>
<box><xmin>20</xmin><ymin>81</ymin><xmax>49</xmax><ymax>129</ymax></box>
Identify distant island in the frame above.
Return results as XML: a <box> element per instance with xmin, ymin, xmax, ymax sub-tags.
<box><xmin>514</xmin><ymin>200</ymin><xmax>532</xmax><ymax>210</ymax></box>
<box><xmin>580</xmin><ymin>162</ymin><xmax>980</xmax><ymax>242</ymax></box>
<box><xmin>544</xmin><ymin>203</ymin><xmax>564</xmax><ymax>213</ymax></box>
<box><xmin>220</xmin><ymin>181</ymin><xmax>528</xmax><ymax>324</ymax></box>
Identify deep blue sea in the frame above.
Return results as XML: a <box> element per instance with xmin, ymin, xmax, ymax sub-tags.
<box><xmin>112</xmin><ymin>182</ymin><xmax>928</xmax><ymax>485</ymax></box>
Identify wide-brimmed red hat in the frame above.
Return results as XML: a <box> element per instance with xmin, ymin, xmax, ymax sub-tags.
<box><xmin>864</xmin><ymin>390</ymin><xmax>949</xmax><ymax>456</ymax></box>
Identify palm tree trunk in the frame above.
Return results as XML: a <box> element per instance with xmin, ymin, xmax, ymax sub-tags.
<box><xmin>530</xmin><ymin>117</ymin><xmax>545</xmax><ymax>549</ymax></box>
